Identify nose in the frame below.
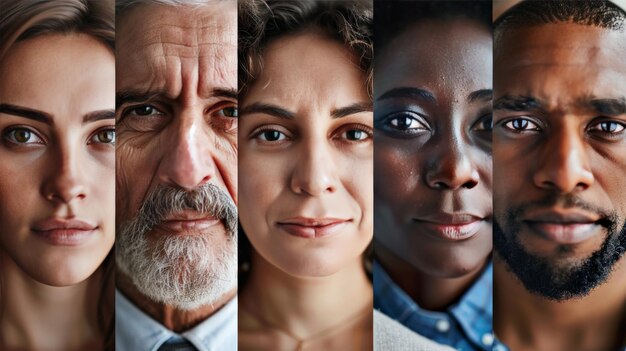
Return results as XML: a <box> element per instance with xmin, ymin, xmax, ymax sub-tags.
<box><xmin>42</xmin><ymin>143</ymin><xmax>87</xmax><ymax>204</ymax></box>
<box><xmin>533</xmin><ymin>127</ymin><xmax>593</xmax><ymax>193</ymax></box>
<box><xmin>158</xmin><ymin>114</ymin><xmax>215</xmax><ymax>190</ymax></box>
<box><xmin>424</xmin><ymin>136</ymin><xmax>480</xmax><ymax>190</ymax></box>
<box><xmin>290</xmin><ymin>140</ymin><xmax>339</xmax><ymax>196</ymax></box>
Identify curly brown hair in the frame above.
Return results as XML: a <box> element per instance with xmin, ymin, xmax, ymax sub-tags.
<box><xmin>238</xmin><ymin>0</ymin><xmax>373</xmax><ymax>99</ymax></box>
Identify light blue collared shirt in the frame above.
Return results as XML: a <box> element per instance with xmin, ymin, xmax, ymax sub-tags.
<box><xmin>116</xmin><ymin>290</ymin><xmax>237</xmax><ymax>351</ymax></box>
<box><xmin>374</xmin><ymin>261</ymin><xmax>503</xmax><ymax>351</ymax></box>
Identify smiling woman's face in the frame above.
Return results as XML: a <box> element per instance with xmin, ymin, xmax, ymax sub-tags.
<box><xmin>239</xmin><ymin>31</ymin><xmax>373</xmax><ymax>278</ymax></box>
<box><xmin>374</xmin><ymin>19</ymin><xmax>493</xmax><ymax>278</ymax></box>
<box><xmin>0</xmin><ymin>34</ymin><xmax>115</xmax><ymax>286</ymax></box>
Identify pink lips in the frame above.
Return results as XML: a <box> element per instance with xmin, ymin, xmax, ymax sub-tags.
<box><xmin>277</xmin><ymin>217</ymin><xmax>351</xmax><ymax>238</ymax></box>
<box><xmin>523</xmin><ymin>209</ymin><xmax>601</xmax><ymax>245</ymax></box>
<box><xmin>414</xmin><ymin>213</ymin><xmax>486</xmax><ymax>241</ymax></box>
<box><xmin>32</xmin><ymin>218</ymin><xmax>98</xmax><ymax>246</ymax></box>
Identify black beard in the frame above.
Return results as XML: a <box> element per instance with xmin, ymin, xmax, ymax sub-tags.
<box><xmin>493</xmin><ymin>201</ymin><xmax>626</xmax><ymax>301</ymax></box>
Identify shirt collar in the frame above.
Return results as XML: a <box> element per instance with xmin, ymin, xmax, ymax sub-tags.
<box><xmin>373</xmin><ymin>260</ymin><xmax>493</xmax><ymax>350</ymax></box>
<box><xmin>115</xmin><ymin>290</ymin><xmax>237</xmax><ymax>351</ymax></box>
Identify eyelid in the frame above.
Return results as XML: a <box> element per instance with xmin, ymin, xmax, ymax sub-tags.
<box><xmin>87</xmin><ymin>126</ymin><xmax>116</xmax><ymax>145</ymax></box>
<box><xmin>333</xmin><ymin>123</ymin><xmax>373</xmax><ymax>141</ymax></box>
<box><xmin>498</xmin><ymin>116</ymin><xmax>542</xmax><ymax>132</ymax></box>
<box><xmin>249</xmin><ymin>124</ymin><xmax>293</xmax><ymax>141</ymax></box>
<box><xmin>587</xmin><ymin>118</ymin><xmax>626</xmax><ymax>133</ymax></box>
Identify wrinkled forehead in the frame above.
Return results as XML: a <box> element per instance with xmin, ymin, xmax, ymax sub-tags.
<box><xmin>115</xmin><ymin>2</ymin><xmax>236</xmax><ymax>96</ymax></box>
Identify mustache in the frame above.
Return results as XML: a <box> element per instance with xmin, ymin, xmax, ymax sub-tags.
<box><xmin>130</xmin><ymin>183</ymin><xmax>238</xmax><ymax>235</ymax></box>
<box><xmin>503</xmin><ymin>193</ymin><xmax>618</xmax><ymax>230</ymax></box>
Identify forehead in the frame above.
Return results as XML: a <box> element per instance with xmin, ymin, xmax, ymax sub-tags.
<box><xmin>115</xmin><ymin>2</ymin><xmax>236</xmax><ymax>97</ymax></box>
<box><xmin>495</xmin><ymin>23</ymin><xmax>626</xmax><ymax>103</ymax></box>
<box><xmin>0</xmin><ymin>34</ymin><xmax>114</xmax><ymax>114</ymax></box>
<box><xmin>376</xmin><ymin>19</ymin><xmax>492</xmax><ymax>97</ymax></box>
<box><xmin>245</xmin><ymin>31</ymin><xmax>367</xmax><ymax>107</ymax></box>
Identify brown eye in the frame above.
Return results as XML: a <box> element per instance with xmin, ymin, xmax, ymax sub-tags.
<box><xmin>3</xmin><ymin>127</ymin><xmax>43</xmax><ymax>145</ymax></box>
<box><xmin>90</xmin><ymin>128</ymin><xmax>116</xmax><ymax>144</ymax></box>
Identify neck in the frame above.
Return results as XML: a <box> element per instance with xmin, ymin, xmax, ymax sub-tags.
<box><xmin>116</xmin><ymin>271</ymin><xmax>236</xmax><ymax>333</ymax></box>
<box><xmin>241</xmin><ymin>250</ymin><xmax>372</xmax><ymax>340</ymax></box>
<box><xmin>494</xmin><ymin>255</ymin><xmax>626</xmax><ymax>351</ymax></box>
<box><xmin>375</xmin><ymin>243</ymin><xmax>487</xmax><ymax>311</ymax></box>
<box><xmin>0</xmin><ymin>253</ymin><xmax>100</xmax><ymax>351</ymax></box>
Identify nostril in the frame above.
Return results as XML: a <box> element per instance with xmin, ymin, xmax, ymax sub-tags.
<box><xmin>463</xmin><ymin>180</ymin><xmax>478</xmax><ymax>189</ymax></box>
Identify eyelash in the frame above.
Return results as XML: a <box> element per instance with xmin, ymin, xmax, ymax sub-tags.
<box><xmin>2</xmin><ymin>126</ymin><xmax>46</xmax><ymax>146</ymax></box>
<box><xmin>250</xmin><ymin>124</ymin><xmax>374</xmax><ymax>145</ymax></box>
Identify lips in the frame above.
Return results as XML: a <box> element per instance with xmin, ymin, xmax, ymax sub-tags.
<box><xmin>522</xmin><ymin>209</ymin><xmax>602</xmax><ymax>245</ymax></box>
<box><xmin>276</xmin><ymin>217</ymin><xmax>352</xmax><ymax>238</ymax></box>
<box><xmin>157</xmin><ymin>210</ymin><xmax>221</xmax><ymax>234</ymax></box>
<box><xmin>413</xmin><ymin>213</ymin><xmax>487</xmax><ymax>241</ymax></box>
<box><xmin>32</xmin><ymin>218</ymin><xmax>98</xmax><ymax>246</ymax></box>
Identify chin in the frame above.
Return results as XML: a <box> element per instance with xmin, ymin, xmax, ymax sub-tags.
<box><xmin>409</xmin><ymin>250</ymin><xmax>489</xmax><ymax>279</ymax></box>
<box><xmin>15</xmin><ymin>252</ymin><xmax>102</xmax><ymax>287</ymax></box>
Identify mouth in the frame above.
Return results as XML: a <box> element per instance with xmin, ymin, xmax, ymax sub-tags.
<box><xmin>413</xmin><ymin>213</ymin><xmax>487</xmax><ymax>241</ymax></box>
<box><xmin>157</xmin><ymin>210</ymin><xmax>221</xmax><ymax>234</ymax></box>
<box><xmin>32</xmin><ymin>218</ymin><xmax>98</xmax><ymax>246</ymax></box>
<box><xmin>276</xmin><ymin>217</ymin><xmax>352</xmax><ymax>239</ymax></box>
<box><xmin>522</xmin><ymin>209</ymin><xmax>603</xmax><ymax>245</ymax></box>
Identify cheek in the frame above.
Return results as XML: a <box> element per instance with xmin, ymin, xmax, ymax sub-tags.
<box><xmin>374</xmin><ymin>142</ymin><xmax>420</xmax><ymax>213</ymax></box>
<box><xmin>115</xmin><ymin>143</ymin><xmax>157</xmax><ymax>223</ymax></box>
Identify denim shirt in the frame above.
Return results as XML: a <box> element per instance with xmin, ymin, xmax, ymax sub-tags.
<box><xmin>374</xmin><ymin>261</ymin><xmax>505</xmax><ymax>351</ymax></box>
<box><xmin>115</xmin><ymin>290</ymin><xmax>237</xmax><ymax>351</ymax></box>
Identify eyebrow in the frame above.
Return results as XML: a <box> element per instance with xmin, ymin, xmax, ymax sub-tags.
<box><xmin>377</xmin><ymin>87</ymin><xmax>436</xmax><ymax>103</ymax></box>
<box><xmin>240</xmin><ymin>101</ymin><xmax>373</xmax><ymax>120</ymax></box>
<box><xmin>116</xmin><ymin>87</ymin><xmax>237</xmax><ymax>109</ymax></box>
<box><xmin>467</xmin><ymin>89</ymin><xmax>493</xmax><ymax>103</ymax></box>
<box><xmin>0</xmin><ymin>103</ymin><xmax>114</xmax><ymax>125</ymax></box>
<box><xmin>589</xmin><ymin>98</ymin><xmax>626</xmax><ymax>116</ymax></box>
<box><xmin>0</xmin><ymin>103</ymin><xmax>52</xmax><ymax>124</ymax></box>
<box><xmin>331</xmin><ymin>102</ymin><xmax>373</xmax><ymax>118</ymax></box>
<box><xmin>494</xmin><ymin>95</ymin><xmax>543</xmax><ymax>111</ymax></box>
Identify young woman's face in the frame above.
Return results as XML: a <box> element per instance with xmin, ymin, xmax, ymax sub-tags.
<box><xmin>0</xmin><ymin>34</ymin><xmax>115</xmax><ymax>286</ymax></box>
<box><xmin>374</xmin><ymin>19</ymin><xmax>493</xmax><ymax>278</ymax></box>
<box><xmin>239</xmin><ymin>32</ymin><xmax>373</xmax><ymax>277</ymax></box>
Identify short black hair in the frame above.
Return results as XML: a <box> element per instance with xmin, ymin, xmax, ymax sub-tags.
<box><xmin>374</xmin><ymin>0</ymin><xmax>492</xmax><ymax>58</ymax></box>
<box><xmin>495</xmin><ymin>0</ymin><xmax>626</xmax><ymax>42</ymax></box>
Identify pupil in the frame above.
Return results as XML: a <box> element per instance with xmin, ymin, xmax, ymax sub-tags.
<box><xmin>348</xmin><ymin>130</ymin><xmax>363</xmax><ymax>140</ymax></box>
<box><xmin>16</xmin><ymin>130</ymin><xmax>30</xmax><ymax>142</ymax></box>
<box><xmin>137</xmin><ymin>106</ymin><xmax>153</xmax><ymax>115</ymax></box>
<box><xmin>513</xmin><ymin>119</ymin><xmax>528</xmax><ymax>129</ymax></box>
<box><xmin>602</xmin><ymin>122</ymin><xmax>616</xmax><ymax>132</ymax></box>
<box><xmin>100</xmin><ymin>130</ymin><xmax>114</xmax><ymax>143</ymax></box>
<box><xmin>399</xmin><ymin>117</ymin><xmax>411</xmax><ymax>129</ymax></box>
<box><xmin>265</xmin><ymin>131</ymin><xmax>280</xmax><ymax>141</ymax></box>
<box><xmin>224</xmin><ymin>107</ymin><xmax>238</xmax><ymax>118</ymax></box>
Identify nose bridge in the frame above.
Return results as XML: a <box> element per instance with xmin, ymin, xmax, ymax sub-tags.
<box><xmin>43</xmin><ymin>136</ymin><xmax>86</xmax><ymax>203</ymax></box>
<box><xmin>534</xmin><ymin>123</ymin><xmax>593</xmax><ymax>192</ymax></box>
<box><xmin>425</xmin><ymin>121</ymin><xmax>478</xmax><ymax>190</ymax></box>
<box><xmin>290</xmin><ymin>131</ymin><xmax>338</xmax><ymax>196</ymax></box>
<box><xmin>160</xmin><ymin>110</ymin><xmax>214</xmax><ymax>189</ymax></box>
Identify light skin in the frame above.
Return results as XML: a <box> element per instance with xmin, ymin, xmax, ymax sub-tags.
<box><xmin>494</xmin><ymin>23</ymin><xmax>626</xmax><ymax>351</ymax></box>
<box><xmin>115</xmin><ymin>3</ymin><xmax>237</xmax><ymax>331</ymax></box>
<box><xmin>238</xmin><ymin>32</ymin><xmax>373</xmax><ymax>350</ymax></box>
<box><xmin>0</xmin><ymin>34</ymin><xmax>115</xmax><ymax>350</ymax></box>
<box><xmin>374</xmin><ymin>19</ymin><xmax>493</xmax><ymax>311</ymax></box>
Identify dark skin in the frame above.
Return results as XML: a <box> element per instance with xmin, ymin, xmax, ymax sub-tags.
<box><xmin>494</xmin><ymin>23</ymin><xmax>626</xmax><ymax>351</ymax></box>
<box><xmin>374</xmin><ymin>19</ymin><xmax>493</xmax><ymax>311</ymax></box>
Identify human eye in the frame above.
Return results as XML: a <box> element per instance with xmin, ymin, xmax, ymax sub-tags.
<box><xmin>251</xmin><ymin>126</ymin><xmax>290</xmax><ymax>144</ymax></box>
<box><xmin>376</xmin><ymin>111</ymin><xmax>431</xmax><ymax>137</ymax></box>
<box><xmin>335</xmin><ymin>124</ymin><xmax>373</xmax><ymax>142</ymax></box>
<box><xmin>217</xmin><ymin>106</ymin><xmax>238</xmax><ymax>118</ymax></box>
<box><xmin>2</xmin><ymin>126</ymin><xmax>45</xmax><ymax>146</ymax></box>
<box><xmin>88</xmin><ymin>127</ymin><xmax>115</xmax><ymax>145</ymax></box>
<box><xmin>472</xmin><ymin>113</ymin><xmax>493</xmax><ymax>132</ymax></box>
<box><xmin>587</xmin><ymin>119</ymin><xmax>625</xmax><ymax>141</ymax></box>
<box><xmin>124</xmin><ymin>105</ymin><xmax>164</xmax><ymax>117</ymax></box>
<box><xmin>501</xmin><ymin>117</ymin><xmax>541</xmax><ymax>132</ymax></box>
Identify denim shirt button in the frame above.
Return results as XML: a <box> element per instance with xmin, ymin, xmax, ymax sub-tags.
<box><xmin>494</xmin><ymin>344</ymin><xmax>508</xmax><ymax>351</ymax></box>
<box><xmin>435</xmin><ymin>319</ymin><xmax>450</xmax><ymax>333</ymax></box>
<box><xmin>481</xmin><ymin>333</ymin><xmax>494</xmax><ymax>346</ymax></box>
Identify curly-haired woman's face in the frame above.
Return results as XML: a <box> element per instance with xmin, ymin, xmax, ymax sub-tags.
<box><xmin>239</xmin><ymin>32</ymin><xmax>373</xmax><ymax>277</ymax></box>
<box><xmin>0</xmin><ymin>34</ymin><xmax>115</xmax><ymax>286</ymax></box>
<box><xmin>374</xmin><ymin>19</ymin><xmax>493</xmax><ymax>278</ymax></box>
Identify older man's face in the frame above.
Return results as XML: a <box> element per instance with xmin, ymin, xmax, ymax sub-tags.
<box><xmin>115</xmin><ymin>3</ymin><xmax>237</xmax><ymax>309</ymax></box>
<box><xmin>493</xmin><ymin>23</ymin><xmax>626</xmax><ymax>300</ymax></box>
